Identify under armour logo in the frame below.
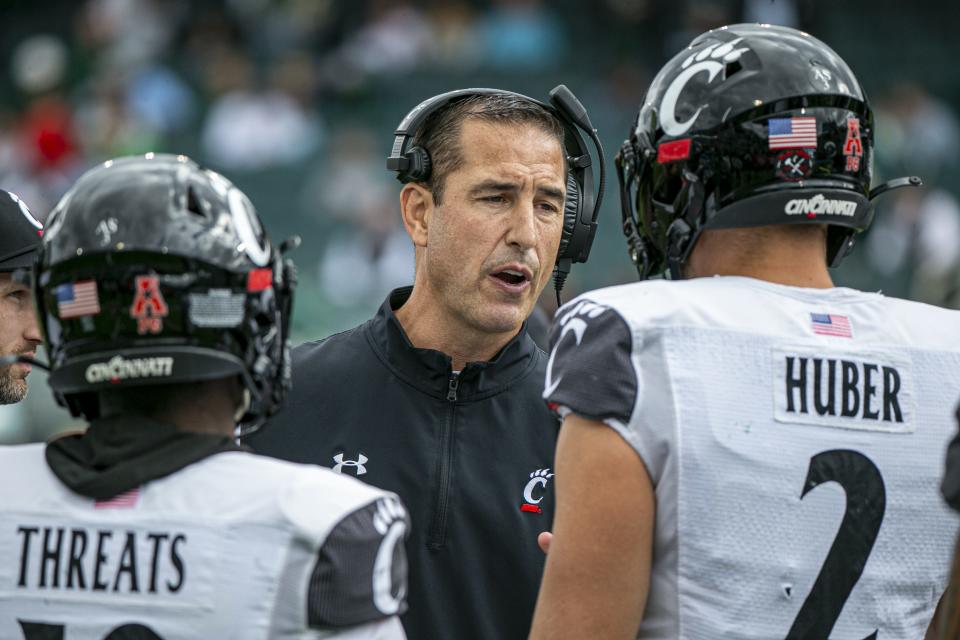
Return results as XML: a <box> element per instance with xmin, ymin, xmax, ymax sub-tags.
<box><xmin>332</xmin><ymin>452</ymin><xmax>368</xmax><ymax>475</ymax></box>
<box><xmin>520</xmin><ymin>468</ymin><xmax>555</xmax><ymax>514</ymax></box>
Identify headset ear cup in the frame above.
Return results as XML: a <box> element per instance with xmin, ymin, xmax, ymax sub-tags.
<box><xmin>403</xmin><ymin>146</ymin><xmax>432</xmax><ymax>183</ymax></box>
<box><xmin>557</xmin><ymin>174</ymin><xmax>581</xmax><ymax>260</ymax></box>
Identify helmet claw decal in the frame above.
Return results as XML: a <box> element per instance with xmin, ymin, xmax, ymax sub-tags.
<box><xmin>660</xmin><ymin>37</ymin><xmax>750</xmax><ymax>137</ymax></box>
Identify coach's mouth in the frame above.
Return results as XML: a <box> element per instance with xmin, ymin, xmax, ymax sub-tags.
<box><xmin>489</xmin><ymin>264</ymin><xmax>533</xmax><ymax>294</ymax></box>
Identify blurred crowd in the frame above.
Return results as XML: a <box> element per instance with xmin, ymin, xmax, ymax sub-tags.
<box><xmin>0</xmin><ymin>0</ymin><xmax>958</xmax><ymax>439</ymax></box>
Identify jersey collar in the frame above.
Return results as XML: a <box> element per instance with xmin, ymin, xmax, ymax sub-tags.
<box><xmin>364</xmin><ymin>287</ymin><xmax>541</xmax><ymax>400</ymax></box>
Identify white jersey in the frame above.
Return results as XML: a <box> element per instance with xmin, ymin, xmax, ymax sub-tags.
<box><xmin>0</xmin><ymin>446</ymin><xmax>409</xmax><ymax>640</ymax></box>
<box><xmin>544</xmin><ymin>276</ymin><xmax>960</xmax><ymax>639</ymax></box>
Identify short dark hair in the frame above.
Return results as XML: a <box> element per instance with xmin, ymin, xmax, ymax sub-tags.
<box><xmin>410</xmin><ymin>93</ymin><xmax>567</xmax><ymax>204</ymax></box>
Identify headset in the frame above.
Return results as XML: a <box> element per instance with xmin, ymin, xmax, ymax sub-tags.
<box><xmin>386</xmin><ymin>85</ymin><xmax>605</xmax><ymax>303</ymax></box>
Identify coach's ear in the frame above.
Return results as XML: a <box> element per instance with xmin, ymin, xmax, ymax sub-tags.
<box><xmin>400</xmin><ymin>183</ymin><xmax>431</xmax><ymax>249</ymax></box>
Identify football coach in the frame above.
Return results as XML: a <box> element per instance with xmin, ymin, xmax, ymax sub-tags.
<box><xmin>246</xmin><ymin>86</ymin><xmax>603</xmax><ymax>639</ymax></box>
<box><xmin>0</xmin><ymin>190</ymin><xmax>43</xmax><ymax>405</ymax></box>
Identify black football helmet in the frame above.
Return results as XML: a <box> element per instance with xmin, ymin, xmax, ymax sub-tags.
<box><xmin>34</xmin><ymin>154</ymin><xmax>296</xmax><ymax>434</ymax></box>
<box><xmin>0</xmin><ymin>190</ymin><xmax>43</xmax><ymax>271</ymax></box>
<box><xmin>617</xmin><ymin>23</ymin><xmax>920</xmax><ymax>280</ymax></box>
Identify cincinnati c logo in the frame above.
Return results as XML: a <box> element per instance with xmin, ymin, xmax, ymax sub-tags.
<box><xmin>372</xmin><ymin>497</ymin><xmax>407</xmax><ymax>615</ymax></box>
<box><xmin>659</xmin><ymin>37</ymin><xmax>751</xmax><ymax>136</ymax></box>
<box><xmin>544</xmin><ymin>318</ymin><xmax>587</xmax><ymax>398</ymax></box>
<box><xmin>520</xmin><ymin>469</ymin><xmax>555</xmax><ymax>514</ymax></box>
<box><xmin>544</xmin><ymin>300</ymin><xmax>610</xmax><ymax>398</ymax></box>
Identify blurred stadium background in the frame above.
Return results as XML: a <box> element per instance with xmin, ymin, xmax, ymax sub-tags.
<box><xmin>1</xmin><ymin>0</ymin><xmax>957</xmax><ymax>442</ymax></box>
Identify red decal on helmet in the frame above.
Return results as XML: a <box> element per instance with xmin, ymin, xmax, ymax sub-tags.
<box><xmin>247</xmin><ymin>268</ymin><xmax>273</xmax><ymax>292</ymax></box>
<box><xmin>657</xmin><ymin>139</ymin><xmax>692</xmax><ymax>163</ymax></box>
<box><xmin>775</xmin><ymin>149</ymin><xmax>813</xmax><ymax>182</ymax></box>
<box><xmin>130</xmin><ymin>275</ymin><xmax>169</xmax><ymax>335</ymax></box>
<box><xmin>843</xmin><ymin>117</ymin><xmax>863</xmax><ymax>172</ymax></box>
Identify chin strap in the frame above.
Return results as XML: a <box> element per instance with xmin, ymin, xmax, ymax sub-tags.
<box><xmin>828</xmin><ymin>176</ymin><xmax>923</xmax><ymax>267</ymax></box>
<box><xmin>666</xmin><ymin>220</ymin><xmax>692</xmax><ymax>281</ymax></box>
<box><xmin>617</xmin><ymin>139</ymin><xmax>657</xmax><ymax>281</ymax></box>
<box><xmin>869</xmin><ymin>176</ymin><xmax>922</xmax><ymax>200</ymax></box>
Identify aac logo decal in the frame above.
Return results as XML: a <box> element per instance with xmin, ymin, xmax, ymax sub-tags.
<box><xmin>843</xmin><ymin>116</ymin><xmax>864</xmax><ymax>172</ymax></box>
<box><xmin>520</xmin><ymin>469</ymin><xmax>555</xmax><ymax>514</ymax></box>
<box><xmin>659</xmin><ymin>37</ymin><xmax>751</xmax><ymax>136</ymax></box>
<box><xmin>130</xmin><ymin>275</ymin><xmax>169</xmax><ymax>335</ymax></box>
<box><xmin>332</xmin><ymin>452</ymin><xmax>368</xmax><ymax>475</ymax></box>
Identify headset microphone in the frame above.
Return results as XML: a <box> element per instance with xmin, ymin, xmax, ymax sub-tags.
<box><xmin>549</xmin><ymin>85</ymin><xmax>591</xmax><ymax>131</ymax></box>
<box><xmin>547</xmin><ymin>85</ymin><xmax>606</xmax><ymax>306</ymax></box>
<box><xmin>0</xmin><ymin>354</ymin><xmax>50</xmax><ymax>370</ymax></box>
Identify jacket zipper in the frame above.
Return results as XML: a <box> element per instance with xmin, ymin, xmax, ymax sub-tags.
<box><xmin>427</xmin><ymin>373</ymin><xmax>459</xmax><ymax>550</ymax></box>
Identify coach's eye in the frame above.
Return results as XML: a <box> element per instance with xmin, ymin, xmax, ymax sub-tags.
<box><xmin>537</xmin><ymin>202</ymin><xmax>560</xmax><ymax>214</ymax></box>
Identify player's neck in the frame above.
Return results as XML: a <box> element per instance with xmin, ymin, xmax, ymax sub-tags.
<box><xmin>98</xmin><ymin>379</ymin><xmax>241</xmax><ymax>438</ymax></box>
<box><xmin>163</xmin><ymin>401</ymin><xmax>237</xmax><ymax>437</ymax></box>
<box><xmin>691</xmin><ymin>261</ymin><xmax>834</xmax><ymax>288</ymax></box>
<box><xmin>394</xmin><ymin>284</ymin><xmax>517</xmax><ymax>372</ymax></box>
<box><xmin>685</xmin><ymin>227</ymin><xmax>834</xmax><ymax>289</ymax></box>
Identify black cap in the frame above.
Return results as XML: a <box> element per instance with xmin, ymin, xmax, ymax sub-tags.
<box><xmin>0</xmin><ymin>190</ymin><xmax>43</xmax><ymax>272</ymax></box>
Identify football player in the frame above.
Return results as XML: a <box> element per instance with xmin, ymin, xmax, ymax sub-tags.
<box><xmin>530</xmin><ymin>24</ymin><xmax>958</xmax><ymax>639</ymax></box>
<box><xmin>938</xmin><ymin>415</ymin><xmax>960</xmax><ymax>638</ymax></box>
<box><xmin>0</xmin><ymin>189</ymin><xmax>43</xmax><ymax>404</ymax></box>
<box><xmin>0</xmin><ymin>155</ymin><xmax>409</xmax><ymax>639</ymax></box>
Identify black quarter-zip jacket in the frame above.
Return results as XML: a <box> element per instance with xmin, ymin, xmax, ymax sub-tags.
<box><xmin>246</xmin><ymin>287</ymin><xmax>559</xmax><ymax>640</ymax></box>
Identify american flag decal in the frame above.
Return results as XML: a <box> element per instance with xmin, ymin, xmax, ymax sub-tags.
<box><xmin>810</xmin><ymin>313</ymin><xmax>852</xmax><ymax>338</ymax></box>
<box><xmin>56</xmin><ymin>280</ymin><xmax>101</xmax><ymax>319</ymax></box>
<box><xmin>769</xmin><ymin>117</ymin><xmax>818</xmax><ymax>150</ymax></box>
<box><xmin>95</xmin><ymin>487</ymin><xmax>140</xmax><ymax>509</ymax></box>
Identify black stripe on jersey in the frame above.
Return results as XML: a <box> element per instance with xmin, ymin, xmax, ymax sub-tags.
<box><xmin>307</xmin><ymin>496</ymin><xmax>409</xmax><ymax>629</ymax></box>
<box><xmin>544</xmin><ymin>299</ymin><xmax>638</xmax><ymax>424</ymax></box>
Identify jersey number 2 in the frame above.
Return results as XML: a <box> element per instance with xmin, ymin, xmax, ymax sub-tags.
<box><xmin>786</xmin><ymin>449</ymin><xmax>885</xmax><ymax>639</ymax></box>
<box><xmin>18</xmin><ymin>621</ymin><xmax>162</xmax><ymax>640</ymax></box>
